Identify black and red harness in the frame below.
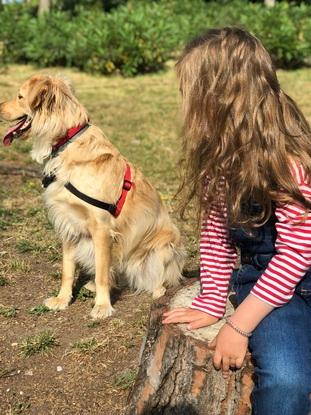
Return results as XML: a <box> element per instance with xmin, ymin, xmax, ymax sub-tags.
<box><xmin>42</xmin><ymin>124</ymin><xmax>133</xmax><ymax>218</ymax></box>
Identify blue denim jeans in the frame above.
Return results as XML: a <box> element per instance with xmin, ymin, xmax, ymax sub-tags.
<box><xmin>231</xmin><ymin>264</ymin><xmax>311</xmax><ymax>415</ymax></box>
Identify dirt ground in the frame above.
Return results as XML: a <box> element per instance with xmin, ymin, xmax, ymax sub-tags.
<box><xmin>0</xmin><ymin>172</ymin><xmax>156</xmax><ymax>415</ymax></box>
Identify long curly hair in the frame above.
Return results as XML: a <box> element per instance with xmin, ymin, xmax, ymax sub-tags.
<box><xmin>176</xmin><ymin>27</ymin><xmax>311</xmax><ymax>227</ymax></box>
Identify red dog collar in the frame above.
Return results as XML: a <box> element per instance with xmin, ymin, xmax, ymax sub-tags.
<box><xmin>52</xmin><ymin>124</ymin><xmax>90</xmax><ymax>155</ymax></box>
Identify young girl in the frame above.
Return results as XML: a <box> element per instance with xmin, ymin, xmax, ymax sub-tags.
<box><xmin>163</xmin><ymin>27</ymin><xmax>311</xmax><ymax>415</ymax></box>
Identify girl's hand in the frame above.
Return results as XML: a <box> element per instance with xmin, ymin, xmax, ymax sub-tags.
<box><xmin>162</xmin><ymin>307</ymin><xmax>219</xmax><ymax>330</ymax></box>
<box><xmin>208</xmin><ymin>323</ymin><xmax>248</xmax><ymax>379</ymax></box>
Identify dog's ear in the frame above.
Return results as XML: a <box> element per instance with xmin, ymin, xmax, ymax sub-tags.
<box><xmin>29</xmin><ymin>78</ymin><xmax>55</xmax><ymax>112</ymax></box>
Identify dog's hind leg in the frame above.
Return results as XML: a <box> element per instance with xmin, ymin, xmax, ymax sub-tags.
<box><xmin>89</xmin><ymin>223</ymin><xmax>114</xmax><ymax>319</ymax></box>
<box><xmin>44</xmin><ymin>240</ymin><xmax>76</xmax><ymax>310</ymax></box>
<box><xmin>151</xmin><ymin>248</ymin><xmax>184</xmax><ymax>299</ymax></box>
<box><xmin>126</xmin><ymin>243</ymin><xmax>183</xmax><ymax>299</ymax></box>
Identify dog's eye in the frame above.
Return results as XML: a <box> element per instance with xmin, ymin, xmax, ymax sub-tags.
<box><xmin>18</xmin><ymin>94</ymin><xmax>23</xmax><ymax>100</ymax></box>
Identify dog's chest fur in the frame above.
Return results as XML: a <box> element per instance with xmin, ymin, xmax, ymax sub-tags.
<box><xmin>44</xmin><ymin>183</ymin><xmax>91</xmax><ymax>242</ymax></box>
<box><xmin>43</xmin><ymin>158</ymin><xmax>92</xmax><ymax>243</ymax></box>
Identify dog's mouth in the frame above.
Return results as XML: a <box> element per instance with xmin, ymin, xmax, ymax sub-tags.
<box><xmin>3</xmin><ymin>115</ymin><xmax>32</xmax><ymax>146</ymax></box>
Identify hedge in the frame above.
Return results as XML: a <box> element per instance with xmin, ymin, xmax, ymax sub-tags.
<box><xmin>0</xmin><ymin>0</ymin><xmax>310</xmax><ymax>76</ymax></box>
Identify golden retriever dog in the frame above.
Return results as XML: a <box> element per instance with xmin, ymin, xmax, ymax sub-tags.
<box><xmin>0</xmin><ymin>75</ymin><xmax>184</xmax><ymax>319</ymax></box>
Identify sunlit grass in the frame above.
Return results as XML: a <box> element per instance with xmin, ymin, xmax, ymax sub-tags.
<box><xmin>29</xmin><ymin>305</ymin><xmax>50</xmax><ymax>315</ymax></box>
<box><xmin>0</xmin><ymin>305</ymin><xmax>17</xmax><ymax>317</ymax></box>
<box><xmin>20</xmin><ymin>331</ymin><xmax>57</xmax><ymax>356</ymax></box>
<box><xmin>113</xmin><ymin>369</ymin><xmax>137</xmax><ymax>390</ymax></box>
<box><xmin>68</xmin><ymin>337</ymin><xmax>104</xmax><ymax>355</ymax></box>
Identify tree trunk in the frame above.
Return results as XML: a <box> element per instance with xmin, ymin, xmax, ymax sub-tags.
<box><xmin>38</xmin><ymin>0</ymin><xmax>51</xmax><ymax>16</ymax></box>
<box><xmin>264</xmin><ymin>0</ymin><xmax>275</xmax><ymax>7</ymax></box>
<box><xmin>126</xmin><ymin>280</ymin><xmax>254</xmax><ymax>415</ymax></box>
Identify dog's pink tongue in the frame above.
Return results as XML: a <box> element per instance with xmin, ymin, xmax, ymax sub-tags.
<box><xmin>3</xmin><ymin>133</ymin><xmax>14</xmax><ymax>146</ymax></box>
<box><xmin>3</xmin><ymin>119</ymin><xmax>25</xmax><ymax>146</ymax></box>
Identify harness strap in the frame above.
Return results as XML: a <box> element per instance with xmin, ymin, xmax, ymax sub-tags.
<box><xmin>64</xmin><ymin>182</ymin><xmax>117</xmax><ymax>214</ymax></box>
<box><xmin>42</xmin><ymin>173</ymin><xmax>56</xmax><ymax>188</ymax></box>
<box><xmin>42</xmin><ymin>164</ymin><xmax>133</xmax><ymax>218</ymax></box>
<box><xmin>114</xmin><ymin>164</ymin><xmax>132</xmax><ymax>217</ymax></box>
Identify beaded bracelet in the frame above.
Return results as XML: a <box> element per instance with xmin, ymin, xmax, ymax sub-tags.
<box><xmin>225</xmin><ymin>317</ymin><xmax>253</xmax><ymax>338</ymax></box>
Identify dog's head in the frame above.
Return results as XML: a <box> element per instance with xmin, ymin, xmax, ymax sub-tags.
<box><xmin>0</xmin><ymin>75</ymin><xmax>88</xmax><ymax>148</ymax></box>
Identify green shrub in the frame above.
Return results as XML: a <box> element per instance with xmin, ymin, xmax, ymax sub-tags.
<box><xmin>0</xmin><ymin>4</ymin><xmax>33</xmax><ymax>63</ymax></box>
<box><xmin>24</xmin><ymin>11</ymin><xmax>74</xmax><ymax>67</ymax></box>
<box><xmin>103</xmin><ymin>3</ymin><xmax>179</xmax><ymax>76</ymax></box>
<box><xmin>0</xmin><ymin>0</ymin><xmax>310</xmax><ymax>75</ymax></box>
<box><xmin>242</xmin><ymin>2</ymin><xmax>311</xmax><ymax>68</ymax></box>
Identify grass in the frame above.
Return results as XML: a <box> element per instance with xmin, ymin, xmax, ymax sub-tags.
<box><xmin>0</xmin><ymin>276</ymin><xmax>9</xmax><ymax>286</ymax></box>
<box><xmin>16</xmin><ymin>239</ymin><xmax>38</xmax><ymax>253</ymax></box>
<box><xmin>86</xmin><ymin>320</ymin><xmax>101</xmax><ymax>329</ymax></box>
<box><xmin>109</xmin><ymin>318</ymin><xmax>125</xmax><ymax>329</ymax></box>
<box><xmin>0</xmin><ymin>207</ymin><xmax>21</xmax><ymax>230</ymax></box>
<box><xmin>0</xmin><ymin>305</ymin><xmax>17</xmax><ymax>317</ymax></box>
<box><xmin>47</xmin><ymin>289</ymin><xmax>59</xmax><ymax>297</ymax></box>
<box><xmin>10</xmin><ymin>259</ymin><xmax>31</xmax><ymax>274</ymax></box>
<box><xmin>77</xmin><ymin>287</ymin><xmax>95</xmax><ymax>301</ymax></box>
<box><xmin>69</xmin><ymin>338</ymin><xmax>103</xmax><ymax>355</ymax></box>
<box><xmin>29</xmin><ymin>305</ymin><xmax>50</xmax><ymax>315</ymax></box>
<box><xmin>132</xmin><ymin>316</ymin><xmax>147</xmax><ymax>330</ymax></box>
<box><xmin>20</xmin><ymin>330</ymin><xmax>57</xmax><ymax>357</ymax></box>
<box><xmin>113</xmin><ymin>370</ymin><xmax>137</xmax><ymax>390</ymax></box>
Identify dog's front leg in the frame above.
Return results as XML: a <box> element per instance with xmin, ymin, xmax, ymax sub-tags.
<box><xmin>44</xmin><ymin>240</ymin><xmax>76</xmax><ymax>310</ymax></box>
<box><xmin>89</xmin><ymin>224</ymin><xmax>114</xmax><ymax>319</ymax></box>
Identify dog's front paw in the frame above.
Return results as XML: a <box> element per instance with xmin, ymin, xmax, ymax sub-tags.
<box><xmin>90</xmin><ymin>304</ymin><xmax>114</xmax><ymax>320</ymax></box>
<box><xmin>44</xmin><ymin>296</ymin><xmax>70</xmax><ymax>311</ymax></box>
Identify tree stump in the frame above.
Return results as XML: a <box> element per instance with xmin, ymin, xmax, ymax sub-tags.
<box><xmin>126</xmin><ymin>280</ymin><xmax>254</xmax><ymax>415</ymax></box>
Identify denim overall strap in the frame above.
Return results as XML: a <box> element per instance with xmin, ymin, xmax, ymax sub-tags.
<box><xmin>229</xmin><ymin>203</ymin><xmax>311</xmax><ymax>415</ymax></box>
<box><xmin>229</xmin><ymin>203</ymin><xmax>311</xmax><ymax>295</ymax></box>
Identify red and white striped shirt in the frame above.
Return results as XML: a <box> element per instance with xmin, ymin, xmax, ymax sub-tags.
<box><xmin>191</xmin><ymin>164</ymin><xmax>311</xmax><ymax>318</ymax></box>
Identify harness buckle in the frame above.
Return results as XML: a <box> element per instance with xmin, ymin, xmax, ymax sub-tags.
<box><xmin>123</xmin><ymin>180</ymin><xmax>132</xmax><ymax>191</ymax></box>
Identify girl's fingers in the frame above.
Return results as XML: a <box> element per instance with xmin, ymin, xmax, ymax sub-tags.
<box><xmin>163</xmin><ymin>308</ymin><xmax>210</xmax><ymax>325</ymax></box>
<box><xmin>213</xmin><ymin>350</ymin><xmax>222</xmax><ymax>370</ymax></box>
<box><xmin>229</xmin><ymin>357</ymin><xmax>237</xmax><ymax>369</ymax></box>
<box><xmin>222</xmin><ymin>356</ymin><xmax>230</xmax><ymax>377</ymax></box>
<box><xmin>235</xmin><ymin>357</ymin><xmax>244</xmax><ymax>369</ymax></box>
<box><xmin>187</xmin><ymin>318</ymin><xmax>210</xmax><ymax>330</ymax></box>
<box><xmin>162</xmin><ymin>310</ymin><xmax>191</xmax><ymax>324</ymax></box>
<box><xmin>162</xmin><ymin>308</ymin><xmax>194</xmax><ymax>321</ymax></box>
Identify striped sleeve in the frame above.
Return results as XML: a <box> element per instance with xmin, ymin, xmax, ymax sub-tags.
<box><xmin>190</xmin><ymin>202</ymin><xmax>237</xmax><ymax>318</ymax></box>
<box><xmin>251</xmin><ymin>164</ymin><xmax>311</xmax><ymax>307</ymax></box>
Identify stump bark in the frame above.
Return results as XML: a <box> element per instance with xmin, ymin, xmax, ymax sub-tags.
<box><xmin>126</xmin><ymin>280</ymin><xmax>254</xmax><ymax>415</ymax></box>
